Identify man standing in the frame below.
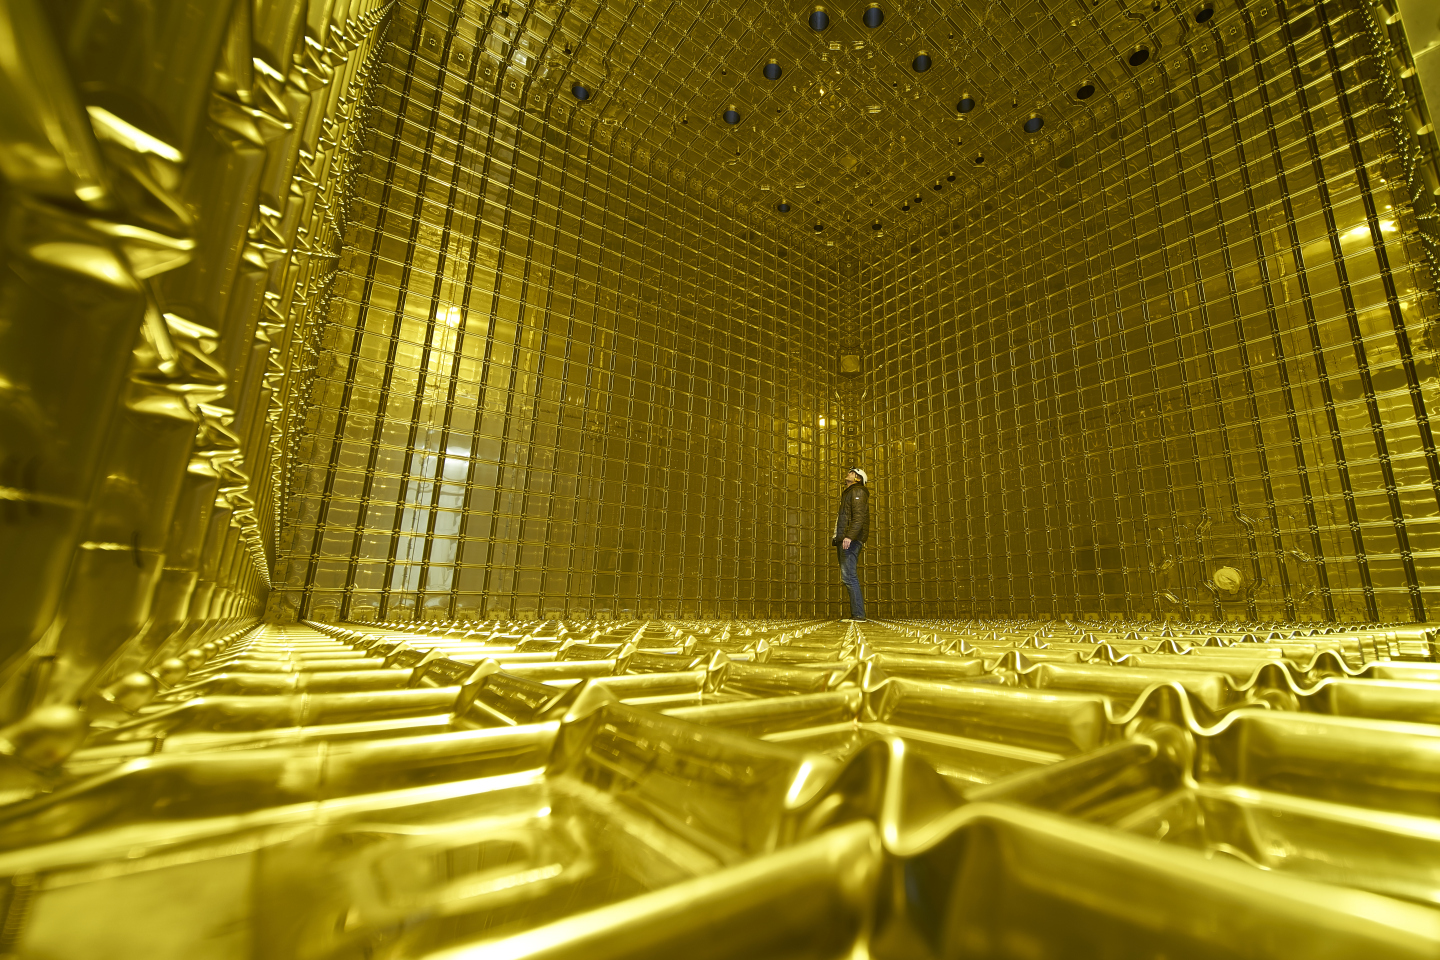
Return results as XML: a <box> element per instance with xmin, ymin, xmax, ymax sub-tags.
<box><xmin>832</xmin><ymin>467</ymin><xmax>869</xmax><ymax>622</ymax></box>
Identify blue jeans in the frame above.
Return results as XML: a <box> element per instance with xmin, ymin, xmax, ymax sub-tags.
<box><xmin>837</xmin><ymin>542</ymin><xmax>865</xmax><ymax>620</ymax></box>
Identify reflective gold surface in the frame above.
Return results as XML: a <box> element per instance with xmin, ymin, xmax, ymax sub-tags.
<box><xmin>1</xmin><ymin>617</ymin><xmax>1439</xmax><ymax>958</ymax></box>
<box><xmin>863</xmin><ymin>0</ymin><xmax>1440</xmax><ymax>622</ymax></box>
<box><xmin>4</xmin><ymin>0</ymin><xmax>1440</xmax><ymax>955</ymax></box>
<box><xmin>1</xmin><ymin>0</ymin><xmax>388</xmax><ymax>727</ymax></box>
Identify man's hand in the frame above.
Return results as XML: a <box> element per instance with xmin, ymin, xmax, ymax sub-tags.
<box><xmin>842</xmin><ymin>538</ymin><xmax>852</xmax><ymax>550</ymax></box>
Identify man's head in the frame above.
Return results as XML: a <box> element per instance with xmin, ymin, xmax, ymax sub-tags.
<box><xmin>846</xmin><ymin>467</ymin><xmax>868</xmax><ymax>486</ymax></box>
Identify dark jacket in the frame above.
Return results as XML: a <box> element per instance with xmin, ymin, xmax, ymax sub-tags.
<box><xmin>832</xmin><ymin>482</ymin><xmax>869</xmax><ymax>545</ymax></box>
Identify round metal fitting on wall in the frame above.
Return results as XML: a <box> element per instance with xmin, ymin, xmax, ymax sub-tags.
<box><xmin>723</xmin><ymin>105</ymin><xmax>741</xmax><ymax>124</ymax></box>
<box><xmin>571</xmin><ymin>84</ymin><xmax>591</xmax><ymax>101</ymax></box>
<box><xmin>764</xmin><ymin>60</ymin><xmax>782</xmax><ymax>80</ymax></box>
<box><xmin>1075</xmin><ymin>82</ymin><xmax>1095</xmax><ymax>100</ymax></box>
<box><xmin>809</xmin><ymin>6</ymin><xmax>829</xmax><ymax>30</ymax></box>
<box><xmin>1024</xmin><ymin>114</ymin><xmax>1044</xmax><ymax>133</ymax></box>
<box><xmin>777</xmin><ymin>202</ymin><xmax>791</xmax><ymax>212</ymax></box>
<box><xmin>863</xmin><ymin>4</ymin><xmax>883</xmax><ymax>28</ymax></box>
<box><xmin>957</xmin><ymin>93</ymin><xmax>976</xmax><ymax>113</ymax></box>
<box><xmin>1128</xmin><ymin>46</ymin><xmax>1150</xmax><ymax>67</ymax></box>
<box><xmin>912</xmin><ymin>51</ymin><xmax>932</xmax><ymax>72</ymax></box>
<box><xmin>1212</xmin><ymin>565</ymin><xmax>1245</xmax><ymax>598</ymax></box>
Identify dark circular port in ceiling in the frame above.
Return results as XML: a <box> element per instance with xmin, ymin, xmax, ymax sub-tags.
<box><xmin>913</xmin><ymin>51</ymin><xmax>932</xmax><ymax>72</ymax></box>
<box><xmin>778</xmin><ymin>202</ymin><xmax>791</xmax><ymax>212</ymax></box>
<box><xmin>1024</xmin><ymin>114</ymin><xmax>1044</xmax><ymax>133</ymax></box>
<box><xmin>1129</xmin><ymin>46</ymin><xmax>1150</xmax><ymax>67</ymax></box>
<box><xmin>871</xmin><ymin>221</ymin><xmax>882</xmax><ymax>230</ymax></box>
<box><xmin>863</xmin><ymin>4</ymin><xmax>883</xmax><ymax>27</ymax></box>
<box><xmin>813</xmin><ymin>223</ymin><xmax>824</xmax><ymax>232</ymax></box>
<box><xmin>1076</xmin><ymin>83</ymin><xmax>1095</xmax><ymax>100</ymax></box>
<box><xmin>932</xmin><ymin>181</ymin><xmax>943</xmax><ymax>190</ymax></box>
<box><xmin>809</xmin><ymin>6</ymin><xmax>829</xmax><ymax>30</ymax></box>
<box><xmin>1195</xmin><ymin>4</ymin><xmax>1214</xmax><ymax>21</ymax></box>
<box><xmin>571</xmin><ymin>84</ymin><xmax>591</xmax><ymax>101</ymax></box>
<box><xmin>946</xmin><ymin>173</ymin><xmax>955</xmax><ymax>182</ymax></box>
<box><xmin>973</xmin><ymin>154</ymin><xmax>985</xmax><ymax>165</ymax></box>
<box><xmin>957</xmin><ymin>94</ymin><xmax>976</xmax><ymax>113</ymax></box>
<box><xmin>764</xmin><ymin>60</ymin><xmax>782</xmax><ymax>80</ymax></box>
<box><xmin>723</xmin><ymin>106</ymin><xmax>741</xmax><ymax>124</ymax></box>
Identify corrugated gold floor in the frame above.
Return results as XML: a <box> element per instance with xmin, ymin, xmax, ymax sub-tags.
<box><xmin>3</xmin><ymin>618</ymin><xmax>1437</xmax><ymax>959</ymax></box>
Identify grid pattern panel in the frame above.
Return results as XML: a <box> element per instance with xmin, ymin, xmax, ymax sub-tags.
<box><xmin>860</xmin><ymin>1</ymin><xmax>1440</xmax><ymax>622</ymax></box>
<box><xmin>276</xmin><ymin>0</ymin><xmax>842</xmax><ymax>621</ymax></box>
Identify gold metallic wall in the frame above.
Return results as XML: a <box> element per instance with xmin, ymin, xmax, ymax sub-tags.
<box><xmin>860</xmin><ymin>0</ymin><xmax>1440</xmax><ymax>623</ymax></box>
<box><xmin>276</xmin><ymin>0</ymin><xmax>841</xmax><ymax>623</ymax></box>
<box><xmin>0</xmin><ymin>0</ymin><xmax>388</xmax><ymax>723</ymax></box>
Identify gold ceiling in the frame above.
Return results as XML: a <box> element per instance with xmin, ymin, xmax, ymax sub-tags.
<box><xmin>469</xmin><ymin>0</ymin><xmax>1207</xmax><ymax>245</ymax></box>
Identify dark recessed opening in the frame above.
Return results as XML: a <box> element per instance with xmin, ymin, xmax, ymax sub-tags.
<box><xmin>957</xmin><ymin>95</ymin><xmax>976</xmax><ymax>113</ymax></box>
<box><xmin>913</xmin><ymin>51</ymin><xmax>932</xmax><ymax>72</ymax></box>
<box><xmin>871</xmin><ymin>221</ymin><xmax>882</xmax><ymax>230</ymax></box>
<box><xmin>763</xmin><ymin>60</ymin><xmax>782</xmax><ymax>81</ymax></box>
<box><xmin>863</xmin><ymin>4</ymin><xmax>883</xmax><ymax>27</ymax></box>
<box><xmin>813</xmin><ymin>223</ymin><xmax>824</xmax><ymax>232</ymax></box>
<box><xmin>1024</xmin><ymin>114</ymin><xmax>1044</xmax><ymax>133</ymax></box>
<box><xmin>571</xmin><ymin>84</ymin><xmax>591</xmax><ymax>101</ymax></box>
<box><xmin>932</xmin><ymin>182</ymin><xmax>943</xmax><ymax>190</ymax></box>
<box><xmin>902</xmin><ymin>201</ymin><xmax>910</xmax><ymax>211</ymax></box>
<box><xmin>809</xmin><ymin>6</ymin><xmax>829</xmax><ymax>30</ymax></box>
<box><xmin>973</xmin><ymin>154</ymin><xmax>985</xmax><ymax>165</ymax></box>
<box><xmin>1076</xmin><ymin>83</ymin><xmax>1095</xmax><ymax>100</ymax></box>
<box><xmin>778</xmin><ymin>202</ymin><xmax>791</xmax><ymax>212</ymax></box>
<box><xmin>1195</xmin><ymin>4</ymin><xmax>1215</xmax><ymax>21</ymax></box>
<box><xmin>1129</xmin><ymin>46</ymin><xmax>1150</xmax><ymax>67</ymax></box>
<box><xmin>946</xmin><ymin>173</ymin><xmax>956</xmax><ymax>182</ymax></box>
<box><xmin>723</xmin><ymin>107</ymin><xmax>741</xmax><ymax>124</ymax></box>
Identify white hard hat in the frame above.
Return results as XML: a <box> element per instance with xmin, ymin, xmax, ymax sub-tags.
<box><xmin>851</xmin><ymin>468</ymin><xmax>868</xmax><ymax>483</ymax></box>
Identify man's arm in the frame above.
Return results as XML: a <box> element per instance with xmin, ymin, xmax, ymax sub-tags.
<box><xmin>843</xmin><ymin>486</ymin><xmax>868</xmax><ymax>541</ymax></box>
